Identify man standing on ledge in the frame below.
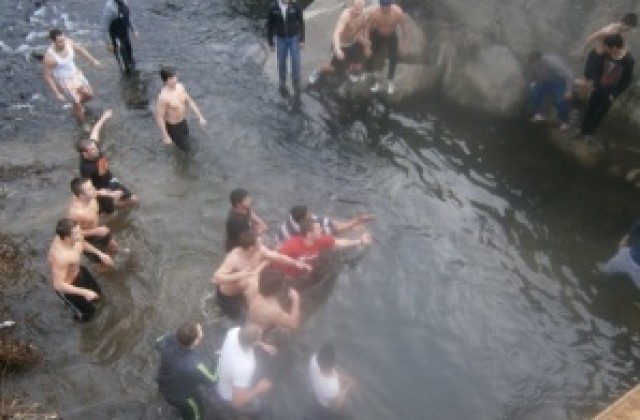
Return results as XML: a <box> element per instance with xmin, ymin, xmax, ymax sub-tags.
<box><xmin>155</xmin><ymin>66</ymin><xmax>206</xmax><ymax>153</ymax></box>
<box><xmin>364</xmin><ymin>0</ymin><xmax>409</xmax><ymax>95</ymax></box>
<box><xmin>266</xmin><ymin>0</ymin><xmax>305</xmax><ymax>95</ymax></box>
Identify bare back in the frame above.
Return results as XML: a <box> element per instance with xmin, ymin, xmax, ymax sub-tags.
<box><xmin>338</xmin><ymin>7</ymin><xmax>368</xmax><ymax>45</ymax></box>
<box><xmin>247</xmin><ymin>296</ymin><xmax>283</xmax><ymax>330</ymax></box>
<box><xmin>157</xmin><ymin>83</ymin><xmax>188</xmax><ymax>124</ymax></box>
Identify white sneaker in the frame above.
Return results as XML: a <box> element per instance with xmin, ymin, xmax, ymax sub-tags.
<box><xmin>387</xmin><ymin>81</ymin><xmax>395</xmax><ymax>95</ymax></box>
<box><xmin>370</xmin><ymin>82</ymin><xmax>381</xmax><ymax>93</ymax></box>
<box><xmin>308</xmin><ymin>70</ymin><xmax>320</xmax><ymax>85</ymax></box>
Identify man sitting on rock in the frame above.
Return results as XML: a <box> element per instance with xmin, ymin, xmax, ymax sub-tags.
<box><xmin>525</xmin><ymin>50</ymin><xmax>573</xmax><ymax>131</ymax></box>
<box><xmin>308</xmin><ymin>0</ymin><xmax>371</xmax><ymax>85</ymax></box>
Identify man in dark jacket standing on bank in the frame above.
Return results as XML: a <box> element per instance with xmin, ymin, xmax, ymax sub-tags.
<box><xmin>580</xmin><ymin>33</ymin><xmax>635</xmax><ymax>137</ymax></box>
<box><xmin>266</xmin><ymin>0</ymin><xmax>305</xmax><ymax>95</ymax></box>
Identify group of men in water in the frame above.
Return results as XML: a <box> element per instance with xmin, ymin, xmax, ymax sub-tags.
<box><xmin>39</xmin><ymin>0</ymin><xmax>640</xmax><ymax>418</ymax></box>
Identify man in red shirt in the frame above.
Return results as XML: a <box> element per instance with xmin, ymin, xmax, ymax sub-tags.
<box><xmin>277</xmin><ymin>219</ymin><xmax>372</xmax><ymax>278</ymax></box>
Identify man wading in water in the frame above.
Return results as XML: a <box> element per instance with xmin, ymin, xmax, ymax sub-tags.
<box><xmin>42</xmin><ymin>28</ymin><xmax>101</xmax><ymax>123</ymax></box>
<box><xmin>155</xmin><ymin>66</ymin><xmax>207</xmax><ymax>153</ymax></box>
<box><xmin>48</xmin><ymin>219</ymin><xmax>113</xmax><ymax>322</ymax></box>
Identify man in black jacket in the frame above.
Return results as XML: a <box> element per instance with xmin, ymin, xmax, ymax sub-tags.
<box><xmin>266</xmin><ymin>0</ymin><xmax>305</xmax><ymax>94</ymax></box>
<box><xmin>581</xmin><ymin>33</ymin><xmax>635</xmax><ymax>137</ymax></box>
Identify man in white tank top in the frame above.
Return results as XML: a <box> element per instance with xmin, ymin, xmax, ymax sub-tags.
<box><xmin>43</xmin><ymin>28</ymin><xmax>101</xmax><ymax>123</ymax></box>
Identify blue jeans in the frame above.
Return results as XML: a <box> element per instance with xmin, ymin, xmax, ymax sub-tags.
<box><xmin>529</xmin><ymin>77</ymin><xmax>570</xmax><ymax>123</ymax></box>
<box><xmin>276</xmin><ymin>35</ymin><xmax>301</xmax><ymax>87</ymax></box>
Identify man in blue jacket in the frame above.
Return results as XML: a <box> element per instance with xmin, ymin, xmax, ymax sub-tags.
<box><xmin>155</xmin><ymin>321</ymin><xmax>218</xmax><ymax>419</ymax></box>
<box><xmin>266</xmin><ymin>0</ymin><xmax>305</xmax><ymax>95</ymax></box>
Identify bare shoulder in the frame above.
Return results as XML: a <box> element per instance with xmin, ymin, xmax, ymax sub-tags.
<box><xmin>392</xmin><ymin>5</ymin><xmax>405</xmax><ymax>18</ymax></box>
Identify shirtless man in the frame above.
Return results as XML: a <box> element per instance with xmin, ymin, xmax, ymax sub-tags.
<box><xmin>155</xmin><ymin>66</ymin><xmax>206</xmax><ymax>153</ymax></box>
<box><xmin>247</xmin><ymin>269</ymin><xmax>301</xmax><ymax>331</ymax></box>
<box><xmin>68</xmin><ymin>177</ymin><xmax>118</xmax><ymax>268</ymax></box>
<box><xmin>576</xmin><ymin>13</ymin><xmax>637</xmax><ymax>93</ymax></box>
<box><xmin>211</xmin><ymin>230</ymin><xmax>310</xmax><ymax>322</ymax></box>
<box><xmin>43</xmin><ymin>28</ymin><xmax>101</xmax><ymax>123</ymax></box>
<box><xmin>48</xmin><ymin>218</ymin><xmax>114</xmax><ymax>321</ymax></box>
<box><xmin>364</xmin><ymin>0</ymin><xmax>409</xmax><ymax>95</ymax></box>
<box><xmin>77</xmin><ymin>109</ymin><xmax>138</xmax><ymax>214</ymax></box>
<box><xmin>308</xmin><ymin>0</ymin><xmax>371</xmax><ymax>84</ymax></box>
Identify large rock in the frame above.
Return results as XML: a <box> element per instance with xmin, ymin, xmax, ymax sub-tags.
<box><xmin>441</xmin><ymin>44</ymin><xmax>524</xmax><ymax>116</ymax></box>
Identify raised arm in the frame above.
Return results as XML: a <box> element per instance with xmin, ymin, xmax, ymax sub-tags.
<box><xmin>70</xmin><ymin>38</ymin><xmax>101</xmax><ymax>67</ymax></box>
<box><xmin>261</xmin><ymin>245</ymin><xmax>311</xmax><ymax>271</ymax></box>
<box><xmin>42</xmin><ymin>53</ymin><xmax>66</xmax><ymax>102</ymax></box>
<box><xmin>334</xmin><ymin>231</ymin><xmax>372</xmax><ymax>249</ymax></box>
<box><xmin>90</xmin><ymin>109</ymin><xmax>113</xmax><ymax>142</ymax></box>
<box><xmin>332</xmin><ymin>214</ymin><xmax>374</xmax><ymax>234</ymax></box>
<box><xmin>582</xmin><ymin>23</ymin><xmax>619</xmax><ymax>54</ymax></box>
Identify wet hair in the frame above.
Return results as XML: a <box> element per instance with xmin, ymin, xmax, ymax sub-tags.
<box><xmin>49</xmin><ymin>28</ymin><xmax>63</xmax><ymax>42</ymax></box>
<box><xmin>55</xmin><ymin>218</ymin><xmax>77</xmax><ymax>239</ymax></box>
<box><xmin>603</xmin><ymin>33</ymin><xmax>624</xmax><ymax>49</ymax></box>
<box><xmin>239</xmin><ymin>324</ymin><xmax>262</xmax><ymax>348</ymax></box>
<box><xmin>76</xmin><ymin>138</ymin><xmax>94</xmax><ymax>153</ymax></box>
<box><xmin>159</xmin><ymin>66</ymin><xmax>176</xmax><ymax>83</ymax></box>
<box><xmin>317</xmin><ymin>343</ymin><xmax>336</xmax><ymax>371</ymax></box>
<box><xmin>258</xmin><ymin>269</ymin><xmax>284</xmax><ymax>297</ymax></box>
<box><xmin>176</xmin><ymin>321</ymin><xmax>200</xmax><ymax>347</ymax></box>
<box><xmin>230</xmin><ymin>188</ymin><xmax>249</xmax><ymax>207</ymax></box>
<box><xmin>622</xmin><ymin>13</ymin><xmax>638</xmax><ymax>28</ymax></box>
<box><xmin>238</xmin><ymin>229</ymin><xmax>257</xmax><ymax>249</ymax></box>
<box><xmin>527</xmin><ymin>50</ymin><xmax>542</xmax><ymax>63</ymax></box>
<box><xmin>299</xmin><ymin>218</ymin><xmax>316</xmax><ymax>236</ymax></box>
<box><xmin>70</xmin><ymin>177</ymin><xmax>90</xmax><ymax>197</ymax></box>
<box><xmin>290</xmin><ymin>205</ymin><xmax>308</xmax><ymax>223</ymax></box>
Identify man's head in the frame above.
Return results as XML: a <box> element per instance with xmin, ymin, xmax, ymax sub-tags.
<box><xmin>603</xmin><ymin>33</ymin><xmax>624</xmax><ymax>53</ymax></box>
<box><xmin>258</xmin><ymin>269</ymin><xmax>284</xmax><ymax>297</ymax></box>
<box><xmin>622</xmin><ymin>13</ymin><xmax>638</xmax><ymax>29</ymax></box>
<box><xmin>527</xmin><ymin>50</ymin><xmax>542</xmax><ymax>64</ymax></box>
<box><xmin>300</xmin><ymin>219</ymin><xmax>322</xmax><ymax>240</ymax></box>
<box><xmin>317</xmin><ymin>343</ymin><xmax>337</xmax><ymax>373</ymax></box>
<box><xmin>76</xmin><ymin>138</ymin><xmax>99</xmax><ymax>159</ymax></box>
<box><xmin>159</xmin><ymin>66</ymin><xmax>177</xmax><ymax>87</ymax></box>
<box><xmin>351</xmin><ymin>0</ymin><xmax>364</xmax><ymax>16</ymax></box>
<box><xmin>230</xmin><ymin>188</ymin><xmax>251</xmax><ymax>210</ymax></box>
<box><xmin>238</xmin><ymin>229</ymin><xmax>258</xmax><ymax>250</ymax></box>
<box><xmin>290</xmin><ymin>205</ymin><xmax>309</xmax><ymax>224</ymax></box>
<box><xmin>379</xmin><ymin>0</ymin><xmax>393</xmax><ymax>11</ymax></box>
<box><xmin>238</xmin><ymin>324</ymin><xmax>262</xmax><ymax>350</ymax></box>
<box><xmin>49</xmin><ymin>28</ymin><xmax>64</xmax><ymax>49</ymax></box>
<box><xmin>176</xmin><ymin>321</ymin><xmax>203</xmax><ymax>348</ymax></box>
<box><xmin>70</xmin><ymin>177</ymin><xmax>96</xmax><ymax>200</ymax></box>
<box><xmin>55</xmin><ymin>218</ymin><xmax>82</xmax><ymax>242</ymax></box>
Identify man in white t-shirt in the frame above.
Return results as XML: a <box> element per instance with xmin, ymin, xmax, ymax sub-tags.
<box><xmin>309</xmin><ymin>344</ymin><xmax>354</xmax><ymax>417</ymax></box>
<box><xmin>216</xmin><ymin>324</ymin><xmax>274</xmax><ymax>414</ymax></box>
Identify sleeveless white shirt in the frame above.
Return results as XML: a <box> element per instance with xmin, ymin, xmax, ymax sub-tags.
<box><xmin>47</xmin><ymin>43</ymin><xmax>77</xmax><ymax>80</ymax></box>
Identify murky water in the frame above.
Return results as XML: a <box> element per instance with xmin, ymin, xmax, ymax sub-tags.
<box><xmin>3</xmin><ymin>1</ymin><xmax>640</xmax><ymax>419</ymax></box>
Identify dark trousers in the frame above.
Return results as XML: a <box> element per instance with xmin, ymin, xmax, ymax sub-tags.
<box><xmin>581</xmin><ymin>89</ymin><xmax>612</xmax><ymax>135</ymax></box>
<box><xmin>110</xmin><ymin>22</ymin><xmax>135</xmax><ymax>73</ymax></box>
<box><xmin>529</xmin><ymin>77</ymin><xmax>570</xmax><ymax>122</ymax></box>
<box><xmin>366</xmin><ymin>29</ymin><xmax>398</xmax><ymax>80</ymax></box>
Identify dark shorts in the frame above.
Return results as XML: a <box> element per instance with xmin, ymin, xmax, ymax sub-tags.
<box><xmin>215</xmin><ymin>286</ymin><xmax>246</xmax><ymax>322</ymax></box>
<box><xmin>166</xmin><ymin>120</ymin><xmax>191</xmax><ymax>153</ymax></box>
<box><xmin>84</xmin><ymin>232</ymin><xmax>112</xmax><ymax>263</ymax></box>
<box><xmin>584</xmin><ymin>49</ymin><xmax>605</xmax><ymax>82</ymax></box>
<box><xmin>56</xmin><ymin>266</ymin><xmax>102</xmax><ymax>322</ymax></box>
<box><xmin>330</xmin><ymin>41</ymin><xmax>365</xmax><ymax>72</ymax></box>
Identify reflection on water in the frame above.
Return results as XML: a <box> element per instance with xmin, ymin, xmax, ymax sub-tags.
<box><xmin>3</xmin><ymin>0</ymin><xmax>640</xmax><ymax>419</ymax></box>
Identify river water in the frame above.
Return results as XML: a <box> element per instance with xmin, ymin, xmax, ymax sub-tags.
<box><xmin>2</xmin><ymin>0</ymin><xmax>640</xmax><ymax>419</ymax></box>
